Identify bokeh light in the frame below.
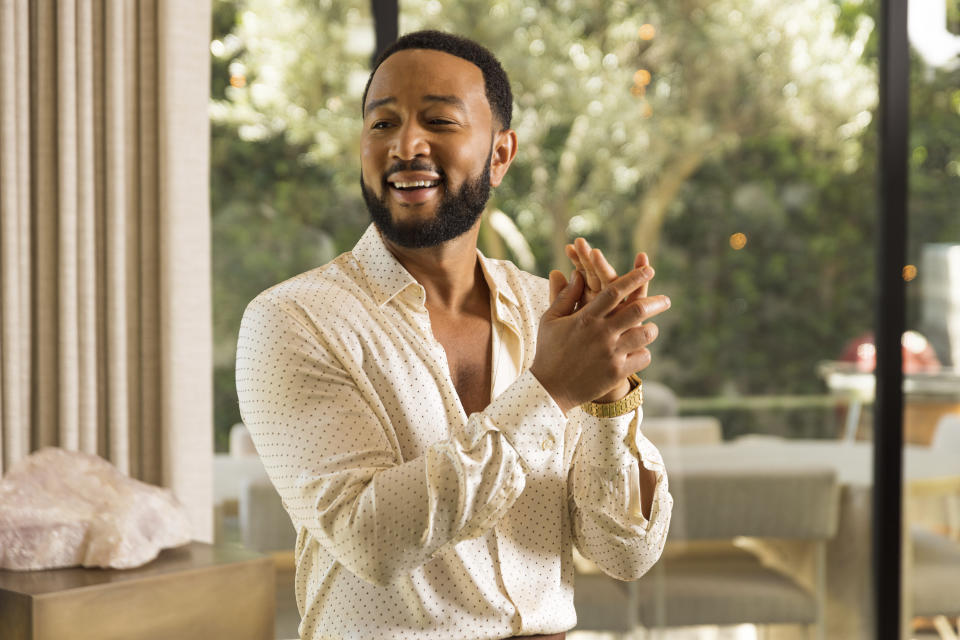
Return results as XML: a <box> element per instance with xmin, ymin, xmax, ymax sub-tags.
<box><xmin>730</xmin><ymin>233</ymin><xmax>747</xmax><ymax>250</ymax></box>
<box><xmin>638</xmin><ymin>24</ymin><xmax>657</xmax><ymax>40</ymax></box>
<box><xmin>633</xmin><ymin>69</ymin><xmax>652</xmax><ymax>86</ymax></box>
<box><xmin>902</xmin><ymin>264</ymin><xmax>917</xmax><ymax>281</ymax></box>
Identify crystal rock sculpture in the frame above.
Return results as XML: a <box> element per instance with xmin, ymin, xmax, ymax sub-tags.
<box><xmin>0</xmin><ymin>447</ymin><xmax>192</xmax><ymax>570</ymax></box>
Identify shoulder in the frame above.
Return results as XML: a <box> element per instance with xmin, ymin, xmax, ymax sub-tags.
<box><xmin>241</xmin><ymin>251</ymin><xmax>372</xmax><ymax>333</ymax></box>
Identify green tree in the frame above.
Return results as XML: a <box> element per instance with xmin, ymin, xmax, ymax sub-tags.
<box><xmin>210</xmin><ymin>0</ymin><xmax>960</xmax><ymax>445</ymax></box>
<box><xmin>400</xmin><ymin>0</ymin><xmax>877</xmax><ymax>270</ymax></box>
<box><xmin>209</xmin><ymin>0</ymin><xmax>373</xmax><ymax>448</ymax></box>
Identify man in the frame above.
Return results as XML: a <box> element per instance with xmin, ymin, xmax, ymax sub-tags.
<box><xmin>236</xmin><ymin>30</ymin><xmax>672</xmax><ymax>640</ymax></box>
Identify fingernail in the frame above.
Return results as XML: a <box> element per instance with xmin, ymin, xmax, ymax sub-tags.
<box><xmin>641</xmin><ymin>266</ymin><xmax>654</xmax><ymax>277</ymax></box>
<box><xmin>665</xmin><ymin>296</ymin><xmax>671</xmax><ymax>308</ymax></box>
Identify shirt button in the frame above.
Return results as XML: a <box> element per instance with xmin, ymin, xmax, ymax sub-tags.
<box><xmin>541</xmin><ymin>435</ymin><xmax>556</xmax><ymax>451</ymax></box>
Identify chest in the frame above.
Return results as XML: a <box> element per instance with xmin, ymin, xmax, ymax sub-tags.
<box><xmin>428</xmin><ymin>311</ymin><xmax>493</xmax><ymax>416</ymax></box>
<box><xmin>347</xmin><ymin>291</ymin><xmax>537</xmax><ymax>462</ymax></box>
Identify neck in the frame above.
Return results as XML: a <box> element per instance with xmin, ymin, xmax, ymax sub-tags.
<box><xmin>379</xmin><ymin>223</ymin><xmax>488</xmax><ymax>314</ymax></box>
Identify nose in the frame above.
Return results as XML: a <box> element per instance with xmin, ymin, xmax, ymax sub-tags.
<box><xmin>390</xmin><ymin>120</ymin><xmax>430</xmax><ymax>161</ymax></box>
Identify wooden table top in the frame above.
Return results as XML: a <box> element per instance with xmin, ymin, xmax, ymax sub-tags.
<box><xmin>0</xmin><ymin>542</ymin><xmax>267</xmax><ymax>596</ymax></box>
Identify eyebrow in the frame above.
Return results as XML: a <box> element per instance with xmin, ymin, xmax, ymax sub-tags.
<box><xmin>364</xmin><ymin>94</ymin><xmax>467</xmax><ymax>116</ymax></box>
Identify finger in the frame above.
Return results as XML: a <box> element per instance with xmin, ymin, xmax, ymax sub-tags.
<box><xmin>618</xmin><ymin>322</ymin><xmax>659</xmax><ymax>352</ymax></box>
<box><xmin>583</xmin><ymin>266</ymin><xmax>653</xmax><ymax>316</ymax></box>
<box><xmin>565</xmin><ymin>245</ymin><xmax>587</xmax><ymax>275</ymax></box>
<box><xmin>623</xmin><ymin>348</ymin><xmax>653</xmax><ymax>374</ymax></box>
<box><xmin>549</xmin><ymin>269</ymin><xmax>568</xmax><ymax>304</ymax></box>
<box><xmin>637</xmin><ymin>252</ymin><xmax>650</xmax><ymax>298</ymax></box>
<box><xmin>589</xmin><ymin>247</ymin><xmax>618</xmax><ymax>284</ymax></box>
<box><xmin>565</xmin><ymin>245</ymin><xmax>591</xmax><ymax>288</ymax></box>
<box><xmin>609</xmin><ymin>294</ymin><xmax>671</xmax><ymax>331</ymax></box>
<box><xmin>544</xmin><ymin>270</ymin><xmax>584</xmax><ymax>318</ymax></box>
<box><xmin>574</xmin><ymin>238</ymin><xmax>602</xmax><ymax>291</ymax></box>
<box><xmin>630</xmin><ymin>252</ymin><xmax>650</xmax><ymax>301</ymax></box>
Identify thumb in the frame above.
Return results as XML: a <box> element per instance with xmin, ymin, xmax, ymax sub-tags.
<box><xmin>545</xmin><ymin>270</ymin><xmax>583</xmax><ymax>318</ymax></box>
<box><xmin>548</xmin><ymin>269</ymin><xmax>567</xmax><ymax>303</ymax></box>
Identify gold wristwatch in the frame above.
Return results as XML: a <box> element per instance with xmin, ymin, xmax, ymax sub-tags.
<box><xmin>580</xmin><ymin>374</ymin><xmax>643</xmax><ymax>418</ymax></box>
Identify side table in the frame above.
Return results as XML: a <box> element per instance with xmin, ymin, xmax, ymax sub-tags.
<box><xmin>0</xmin><ymin>542</ymin><xmax>275</xmax><ymax>640</ymax></box>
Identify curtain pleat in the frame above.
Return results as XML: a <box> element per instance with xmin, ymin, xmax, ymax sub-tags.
<box><xmin>1</xmin><ymin>0</ymin><xmax>25</xmax><ymax>470</ymax></box>
<box><xmin>33</xmin><ymin>0</ymin><xmax>60</xmax><ymax>453</ymax></box>
<box><xmin>91</xmin><ymin>0</ymin><xmax>107</xmax><ymax>462</ymax></box>
<box><xmin>138</xmin><ymin>0</ymin><xmax>161</xmax><ymax>488</ymax></box>
<box><xmin>76</xmin><ymin>0</ymin><xmax>98</xmax><ymax>455</ymax></box>
<box><xmin>0</xmin><ymin>0</ymin><xmax>213</xmax><ymax>541</ymax></box>
<box><xmin>56</xmin><ymin>0</ymin><xmax>80</xmax><ymax>451</ymax></box>
<box><xmin>122</xmin><ymin>0</ymin><xmax>141</xmax><ymax>481</ymax></box>
<box><xmin>104</xmin><ymin>0</ymin><xmax>130</xmax><ymax>473</ymax></box>
<box><xmin>15</xmin><ymin>0</ymin><xmax>31</xmax><ymax>463</ymax></box>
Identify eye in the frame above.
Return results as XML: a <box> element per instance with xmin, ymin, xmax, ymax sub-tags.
<box><xmin>371</xmin><ymin>120</ymin><xmax>394</xmax><ymax>130</ymax></box>
<box><xmin>429</xmin><ymin>118</ymin><xmax>458</xmax><ymax>126</ymax></box>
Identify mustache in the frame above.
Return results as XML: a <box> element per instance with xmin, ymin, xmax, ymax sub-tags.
<box><xmin>383</xmin><ymin>160</ymin><xmax>446</xmax><ymax>182</ymax></box>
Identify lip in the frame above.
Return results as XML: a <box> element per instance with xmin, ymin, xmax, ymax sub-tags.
<box><xmin>389</xmin><ymin>183</ymin><xmax>440</xmax><ymax>205</ymax></box>
<box><xmin>386</xmin><ymin>169</ymin><xmax>443</xmax><ymax>205</ymax></box>
<box><xmin>387</xmin><ymin>171</ymin><xmax>441</xmax><ymax>184</ymax></box>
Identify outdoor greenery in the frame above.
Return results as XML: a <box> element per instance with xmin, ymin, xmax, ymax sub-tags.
<box><xmin>211</xmin><ymin>0</ymin><xmax>960</xmax><ymax>449</ymax></box>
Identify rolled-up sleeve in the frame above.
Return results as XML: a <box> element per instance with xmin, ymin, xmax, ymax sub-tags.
<box><xmin>236</xmin><ymin>295</ymin><xmax>566</xmax><ymax>587</ymax></box>
<box><xmin>568</xmin><ymin>406</ymin><xmax>673</xmax><ymax>581</ymax></box>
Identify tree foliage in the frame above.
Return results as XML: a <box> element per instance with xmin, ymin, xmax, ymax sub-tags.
<box><xmin>402</xmin><ymin>0</ymin><xmax>876</xmax><ymax>268</ymax></box>
<box><xmin>210</xmin><ymin>0</ymin><xmax>960</xmax><ymax>447</ymax></box>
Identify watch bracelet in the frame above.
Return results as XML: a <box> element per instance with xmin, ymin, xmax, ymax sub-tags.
<box><xmin>580</xmin><ymin>374</ymin><xmax>643</xmax><ymax>418</ymax></box>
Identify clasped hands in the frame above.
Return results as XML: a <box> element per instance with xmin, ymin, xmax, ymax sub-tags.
<box><xmin>529</xmin><ymin>238</ymin><xmax>671</xmax><ymax>415</ymax></box>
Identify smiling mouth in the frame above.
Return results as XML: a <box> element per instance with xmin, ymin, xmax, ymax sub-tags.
<box><xmin>384</xmin><ymin>177</ymin><xmax>442</xmax><ymax>205</ymax></box>
<box><xmin>389</xmin><ymin>179</ymin><xmax>441</xmax><ymax>190</ymax></box>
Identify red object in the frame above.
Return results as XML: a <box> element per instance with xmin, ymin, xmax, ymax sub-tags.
<box><xmin>839</xmin><ymin>331</ymin><xmax>941</xmax><ymax>374</ymax></box>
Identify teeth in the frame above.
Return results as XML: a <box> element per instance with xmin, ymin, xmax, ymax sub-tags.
<box><xmin>391</xmin><ymin>180</ymin><xmax>439</xmax><ymax>189</ymax></box>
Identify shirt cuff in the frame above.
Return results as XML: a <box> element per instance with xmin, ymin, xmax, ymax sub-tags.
<box><xmin>577</xmin><ymin>407</ymin><xmax>666</xmax><ymax>473</ymax></box>
<box><xmin>479</xmin><ymin>369</ymin><xmax>567</xmax><ymax>472</ymax></box>
<box><xmin>576</xmin><ymin>408</ymin><xmax>670</xmax><ymax>531</ymax></box>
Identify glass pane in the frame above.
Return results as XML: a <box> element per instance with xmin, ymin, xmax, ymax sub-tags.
<box><xmin>904</xmin><ymin>0</ymin><xmax>960</xmax><ymax>636</ymax></box>
<box><xmin>402</xmin><ymin>1</ymin><xmax>881</xmax><ymax>638</ymax></box>
<box><xmin>207</xmin><ymin>1</ymin><xmax>905</xmax><ymax>638</ymax></box>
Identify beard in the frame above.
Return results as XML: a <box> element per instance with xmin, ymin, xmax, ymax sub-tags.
<box><xmin>361</xmin><ymin>152</ymin><xmax>492</xmax><ymax>249</ymax></box>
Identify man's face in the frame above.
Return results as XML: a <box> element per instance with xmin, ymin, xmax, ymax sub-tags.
<box><xmin>360</xmin><ymin>49</ymin><xmax>500</xmax><ymax>249</ymax></box>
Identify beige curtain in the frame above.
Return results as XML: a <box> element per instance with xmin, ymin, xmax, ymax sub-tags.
<box><xmin>0</xmin><ymin>0</ymin><xmax>213</xmax><ymax>541</ymax></box>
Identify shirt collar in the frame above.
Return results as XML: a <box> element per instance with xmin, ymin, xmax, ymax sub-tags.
<box><xmin>352</xmin><ymin>224</ymin><xmax>424</xmax><ymax>307</ymax></box>
<box><xmin>476</xmin><ymin>248</ymin><xmax>520</xmax><ymax>309</ymax></box>
<box><xmin>478</xmin><ymin>251</ymin><xmax>524</xmax><ymax>339</ymax></box>
<box><xmin>352</xmin><ymin>223</ymin><xmax>522</xmax><ymax>316</ymax></box>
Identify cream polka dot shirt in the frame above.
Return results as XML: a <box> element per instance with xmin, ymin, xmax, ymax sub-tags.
<box><xmin>236</xmin><ymin>224</ymin><xmax>672</xmax><ymax>640</ymax></box>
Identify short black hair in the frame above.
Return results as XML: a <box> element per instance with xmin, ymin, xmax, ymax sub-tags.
<box><xmin>361</xmin><ymin>30</ymin><xmax>513</xmax><ymax>130</ymax></box>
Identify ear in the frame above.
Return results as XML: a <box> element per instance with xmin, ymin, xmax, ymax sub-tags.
<box><xmin>489</xmin><ymin>128</ymin><xmax>518</xmax><ymax>187</ymax></box>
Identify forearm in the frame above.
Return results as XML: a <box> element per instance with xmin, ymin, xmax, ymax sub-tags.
<box><xmin>291</xmin><ymin>426</ymin><xmax>526</xmax><ymax>586</ymax></box>
<box><xmin>271</xmin><ymin>371</ymin><xmax>564</xmax><ymax>585</ymax></box>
